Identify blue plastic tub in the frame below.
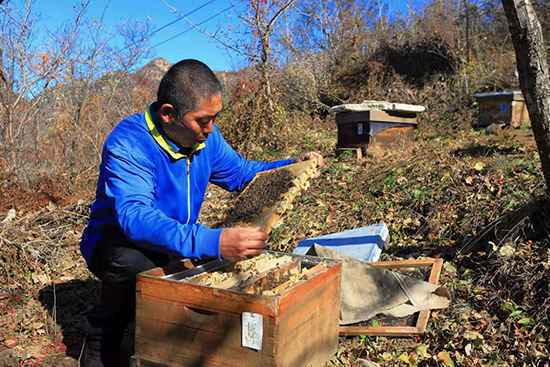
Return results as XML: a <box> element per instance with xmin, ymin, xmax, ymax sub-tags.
<box><xmin>292</xmin><ymin>223</ymin><xmax>389</xmax><ymax>262</ymax></box>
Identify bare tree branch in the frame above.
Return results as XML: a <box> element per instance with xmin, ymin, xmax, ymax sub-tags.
<box><xmin>159</xmin><ymin>0</ymin><xmax>259</xmax><ymax>61</ymax></box>
<box><xmin>266</xmin><ymin>0</ymin><xmax>296</xmax><ymax>32</ymax></box>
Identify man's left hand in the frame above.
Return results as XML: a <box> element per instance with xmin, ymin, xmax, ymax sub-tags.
<box><xmin>299</xmin><ymin>151</ymin><xmax>325</xmax><ymax>168</ymax></box>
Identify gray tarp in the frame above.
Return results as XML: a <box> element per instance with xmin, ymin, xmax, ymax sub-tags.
<box><xmin>311</xmin><ymin>245</ymin><xmax>450</xmax><ymax>325</ymax></box>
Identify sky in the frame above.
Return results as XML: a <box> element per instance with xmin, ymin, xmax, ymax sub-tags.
<box><xmin>30</xmin><ymin>0</ymin><xmax>429</xmax><ymax>72</ymax></box>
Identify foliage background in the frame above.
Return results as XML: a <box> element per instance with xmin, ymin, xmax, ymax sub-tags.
<box><xmin>0</xmin><ymin>0</ymin><xmax>549</xmax><ymax>366</ymax></box>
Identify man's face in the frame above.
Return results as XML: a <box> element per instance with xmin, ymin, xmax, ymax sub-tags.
<box><xmin>180</xmin><ymin>94</ymin><xmax>222</xmax><ymax>144</ymax></box>
<box><xmin>160</xmin><ymin>94</ymin><xmax>222</xmax><ymax>147</ymax></box>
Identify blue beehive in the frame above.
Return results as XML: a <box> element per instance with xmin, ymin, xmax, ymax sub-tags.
<box><xmin>293</xmin><ymin>223</ymin><xmax>389</xmax><ymax>262</ymax></box>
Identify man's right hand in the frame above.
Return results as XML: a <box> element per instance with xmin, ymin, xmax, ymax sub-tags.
<box><xmin>219</xmin><ymin>227</ymin><xmax>267</xmax><ymax>261</ymax></box>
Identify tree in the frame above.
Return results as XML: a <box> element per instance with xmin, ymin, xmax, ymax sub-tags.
<box><xmin>501</xmin><ymin>0</ymin><xmax>550</xmax><ymax>194</ymax></box>
<box><xmin>241</xmin><ymin>0</ymin><xmax>296</xmax><ymax>125</ymax></box>
<box><xmin>0</xmin><ymin>0</ymin><xmax>151</xmax><ymax>187</ymax></box>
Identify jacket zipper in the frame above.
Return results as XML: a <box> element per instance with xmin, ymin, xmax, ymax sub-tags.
<box><xmin>186</xmin><ymin>158</ymin><xmax>191</xmax><ymax>224</ymax></box>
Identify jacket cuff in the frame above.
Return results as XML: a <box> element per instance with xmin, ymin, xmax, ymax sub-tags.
<box><xmin>196</xmin><ymin>227</ymin><xmax>223</xmax><ymax>258</ymax></box>
<box><xmin>272</xmin><ymin>158</ymin><xmax>296</xmax><ymax>169</ymax></box>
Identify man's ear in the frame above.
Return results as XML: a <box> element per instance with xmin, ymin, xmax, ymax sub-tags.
<box><xmin>158</xmin><ymin>103</ymin><xmax>177</xmax><ymax>124</ymax></box>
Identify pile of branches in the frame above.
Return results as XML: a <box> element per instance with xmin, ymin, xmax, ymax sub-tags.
<box><xmin>0</xmin><ymin>201</ymin><xmax>90</xmax><ymax>294</ymax></box>
<box><xmin>461</xmin><ymin>198</ymin><xmax>550</xmax><ymax>326</ymax></box>
<box><xmin>372</xmin><ymin>36</ymin><xmax>459</xmax><ymax>88</ymax></box>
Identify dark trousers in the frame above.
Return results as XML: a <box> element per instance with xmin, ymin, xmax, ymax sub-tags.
<box><xmin>85</xmin><ymin>242</ymin><xmax>173</xmax><ymax>367</ymax></box>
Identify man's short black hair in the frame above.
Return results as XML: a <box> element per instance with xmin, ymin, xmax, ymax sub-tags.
<box><xmin>157</xmin><ymin>59</ymin><xmax>222</xmax><ymax>118</ymax></box>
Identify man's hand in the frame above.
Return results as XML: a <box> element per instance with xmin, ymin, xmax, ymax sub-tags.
<box><xmin>219</xmin><ymin>227</ymin><xmax>267</xmax><ymax>261</ymax></box>
<box><xmin>299</xmin><ymin>151</ymin><xmax>325</xmax><ymax>168</ymax></box>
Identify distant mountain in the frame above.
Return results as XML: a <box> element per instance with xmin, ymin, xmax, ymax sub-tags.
<box><xmin>134</xmin><ymin>58</ymin><xmax>243</xmax><ymax>90</ymax></box>
<box><xmin>136</xmin><ymin>58</ymin><xmax>170</xmax><ymax>80</ymax></box>
<box><xmin>133</xmin><ymin>58</ymin><xmax>171</xmax><ymax>89</ymax></box>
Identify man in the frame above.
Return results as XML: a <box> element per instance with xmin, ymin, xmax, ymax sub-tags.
<box><xmin>80</xmin><ymin>59</ymin><xmax>321</xmax><ymax>367</ymax></box>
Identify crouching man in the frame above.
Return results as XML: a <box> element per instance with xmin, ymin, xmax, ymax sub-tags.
<box><xmin>79</xmin><ymin>59</ymin><xmax>322</xmax><ymax>367</ymax></box>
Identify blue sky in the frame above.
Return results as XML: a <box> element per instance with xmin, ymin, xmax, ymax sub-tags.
<box><xmin>31</xmin><ymin>0</ymin><xmax>428</xmax><ymax>72</ymax></box>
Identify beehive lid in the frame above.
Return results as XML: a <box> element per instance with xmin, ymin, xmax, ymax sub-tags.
<box><xmin>473</xmin><ymin>90</ymin><xmax>525</xmax><ymax>101</ymax></box>
<box><xmin>293</xmin><ymin>223</ymin><xmax>389</xmax><ymax>262</ymax></box>
<box><xmin>329</xmin><ymin>100</ymin><xmax>426</xmax><ymax>114</ymax></box>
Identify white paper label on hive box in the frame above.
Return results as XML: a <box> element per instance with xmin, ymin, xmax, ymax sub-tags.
<box><xmin>242</xmin><ymin>312</ymin><xmax>263</xmax><ymax>351</ymax></box>
<box><xmin>357</xmin><ymin>122</ymin><xmax>364</xmax><ymax>135</ymax></box>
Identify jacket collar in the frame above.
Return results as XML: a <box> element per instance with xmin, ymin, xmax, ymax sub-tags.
<box><xmin>145</xmin><ymin>105</ymin><xmax>205</xmax><ymax>160</ymax></box>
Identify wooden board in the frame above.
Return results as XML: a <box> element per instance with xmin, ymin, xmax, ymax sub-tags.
<box><xmin>335</xmin><ymin>111</ymin><xmax>417</xmax><ymax>149</ymax></box>
<box><xmin>338</xmin><ymin>258</ymin><xmax>443</xmax><ymax>337</ymax></box>
<box><xmin>240</xmin><ymin>259</ymin><xmax>301</xmax><ymax>294</ymax></box>
<box><xmin>274</xmin><ymin>269</ymin><xmax>340</xmax><ymax>367</ymax></box>
<box><xmin>369</xmin><ymin>126</ymin><xmax>415</xmax><ymax>149</ymax></box>
<box><xmin>510</xmin><ymin>100</ymin><xmax>530</xmax><ymax>128</ymax></box>
<box><xmin>330</xmin><ymin>101</ymin><xmax>425</xmax><ymax>114</ymax></box>
<box><xmin>476</xmin><ymin>99</ymin><xmax>530</xmax><ymax>128</ymax></box>
<box><xmin>335</xmin><ymin>111</ymin><xmax>418</xmax><ymax>125</ymax></box>
<box><xmin>336</xmin><ymin>120</ymin><xmax>370</xmax><ymax>147</ymax></box>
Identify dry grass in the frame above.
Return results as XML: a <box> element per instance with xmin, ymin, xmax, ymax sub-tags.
<box><xmin>0</xmin><ymin>122</ymin><xmax>549</xmax><ymax>366</ymax></box>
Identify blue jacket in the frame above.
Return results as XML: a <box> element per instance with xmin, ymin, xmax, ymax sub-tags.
<box><xmin>80</xmin><ymin>107</ymin><xmax>293</xmax><ymax>266</ymax></box>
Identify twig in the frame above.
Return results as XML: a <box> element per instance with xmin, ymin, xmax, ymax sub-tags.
<box><xmin>53</xmin><ymin>281</ymin><xmax>57</xmax><ymax>342</ymax></box>
<box><xmin>78</xmin><ymin>336</ymin><xmax>86</xmax><ymax>363</ymax></box>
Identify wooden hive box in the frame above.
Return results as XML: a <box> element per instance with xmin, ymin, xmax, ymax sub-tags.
<box><xmin>330</xmin><ymin>101</ymin><xmax>423</xmax><ymax>154</ymax></box>
<box><xmin>473</xmin><ymin>91</ymin><xmax>530</xmax><ymax>128</ymax></box>
<box><xmin>134</xmin><ymin>252</ymin><xmax>342</xmax><ymax>367</ymax></box>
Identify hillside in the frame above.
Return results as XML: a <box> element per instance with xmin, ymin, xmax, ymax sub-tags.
<box><xmin>0</xmin><ymin>120</ymin><xmax>548</xmax><ymax>366</ymax></box>
<box><xmin>2</xmin><ymin>0</ymin><xmax>550</xmax><ymax>364</ymax></box>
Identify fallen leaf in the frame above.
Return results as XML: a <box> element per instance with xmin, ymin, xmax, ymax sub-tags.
<box><xmin>398</xmin><ymin>352</ymin><xmax>410</xmax><ymax>364</ymax></box>
<box><xmin>357</xmin><ymin>359</ymin><xmax>380</xmax><ymax>367</ymax></box>
<box><xmin>31</xmin><ymin>272</ymin><xmax>49</xmax><ymax>285</ymax></box>
<box><xmin>464</xmin><ymin>330</ymin><xmax>484</xmax><ymax>341</ymax></box>
<box><xmin>326</xmin><ymin>206</ymin><xmax>335</xmax><ymax>225</ymax></box>
<box><xmin>1</xmin><ymin>208</ymin><xmax>16</xmax><ymax>223</ymax></box>
<box><xmin>474</xmin><ymin>162</ymin><xmax>486</xmax><ymax>172</ymax></box>
<box><xmin>416</xmin><ymin>344</ymin><xmax>429</xmax><ymax>358</ymax></box>
<box><xmin>517</xmin><ymin>317</ymin><xmax>533</xmax><ymax>326</ymax></box>
<box><xmin>499</xmin><ymin>244</ymin><xmax>515</xmax><ymax>257</ymax></box>
<box><xmin>4</xmin><ymin>338</ymin><xmax>17</xmax><ymax>348</ymax></box>
<box><xmin>437</xmin><ymin>351</ymin><xmax>455</xmax><ymax>367</ymax></box>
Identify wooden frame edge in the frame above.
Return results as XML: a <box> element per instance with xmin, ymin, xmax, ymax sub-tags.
<box><xmin>339</xmin><ymin>257</ymin><xmax>444</xmax><ymax>337</ymax></box>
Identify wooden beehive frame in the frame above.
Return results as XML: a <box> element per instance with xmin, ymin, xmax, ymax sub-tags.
<box><xmin>188</xmin><ymin>256</ymin><xmax>328</xmax><ymax>297</ymax></box>
<box><xmin>183</xmin><ymin>257</ymin><xmax>302</xmax><ymax>293</ymax></box>
<box><xmin>237</xmin><ymin>259</ymin><xmax>301</xmax><ymax>294</ymax></box>
<box><xmin>338</xmin><ymin>258</ymin><xmax>444</xmax><ymax>337</ymax></box>
<box><xmin>157</xmin><ymin>251</ymin><xmax>332</xmax><ymax>297</ymax></box>
<box><xmin>223</xmin><ymin>160</ymin><xmax>319</xmax><ymax>234</ymax></box>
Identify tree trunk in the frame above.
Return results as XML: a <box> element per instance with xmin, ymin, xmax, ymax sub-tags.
<box><xmin>259</xmin><ymin>34</ymin><xmax>275</xmax><ymax>127</ymax></box>
<box><xmin>502</xmin><ymin>0</ymin><xmax>550</xmax><ymax>194</ymax></box>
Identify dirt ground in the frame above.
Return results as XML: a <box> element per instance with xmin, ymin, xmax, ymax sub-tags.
<box><xmin>0</xmin><ymin>126</ymin><xmax>549</xmax><ymax>366</ymax></box>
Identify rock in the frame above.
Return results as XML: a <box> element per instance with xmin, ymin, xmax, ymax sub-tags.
<box><xmin>2</xmin><ymin>339</ymin><xmax>16</xmax><ymax>349</ymax></box>
<box><xmin>499</xmin><ymin>244</ymin><xmax>515</xmax><ymax>257</ymax></box>
<box><xmin>485</xmin><ymin>123</ymin><xmax>506</xmax><ymax>135</ymax></box>
<box><xmin>0</xmin><ymin>347</ymin><xmax>17</xmax><ymax>367</ymax></box>
<box><xmin>41</xmin><ymin>354</ymin><xmax>78</xmax><ymax>367</ymax></box>
<box><xmin>357</xmin><ymin>359</ymin><xmax>381</xmax><ymax>367</ymax></box>
<box><xmin>1</xmin><ymin>209</ymin><xmax>16</xmax><ymax>224</ymax></box>
<box><xmin>46</xmin><ymin>201</ymin><xmax>57</xmax><ymax>211</ymax></box>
